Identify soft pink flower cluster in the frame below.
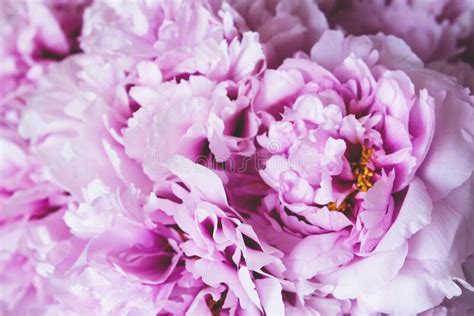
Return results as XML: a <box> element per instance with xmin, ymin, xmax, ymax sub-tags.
<box><xmin>1</xmin><ymin>0</ymin><xmax>473</xmax><ymax>315</ymax></box>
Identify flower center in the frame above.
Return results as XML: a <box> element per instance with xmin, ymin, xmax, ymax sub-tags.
<box><xmin>327</xmin><ymin>144</ymin><xmax>375</xmax><ymax>212</ymax></box>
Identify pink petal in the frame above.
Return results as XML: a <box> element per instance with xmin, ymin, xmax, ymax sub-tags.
<box><xmin>254</xmin><ymin>69</ymin><xmax>304</xmax><ymax>112</ymax></box>
<box><xmin>375</xmin><ymin>177</ymin><xmax>432</xmax><ymax>253</ymax></box>
<box><xmin>411</xmin><ymin>70</ymin><xmax>473</xmax><ymax>201</ymax></box>
<box><xmin>255</xmin><ymin>278</ymin><xmax>285</xmax><ymax>315</ymax></box>
<box><xmin>165</xmin><ymin>155</ymin><xmax>228</xmax><ymax>206</ymax></box>
<box><xmin>358</xmin><ymin>259</ymin><xmax>467</xmax><ymax>314</ymax></box>
<box><xmin>318</xmin><ymin>243</ymin><xmax>408</xmax><ymax>299</ymax></box>
<box><xmin>408</xmin><ymin>177</ymin><xmax>474</xmax><ymax>263</ymax></box>
<box><xmin>287</xmin><ymin>232</ymin><xmax>353</xmax><ymax>279</ymax></box>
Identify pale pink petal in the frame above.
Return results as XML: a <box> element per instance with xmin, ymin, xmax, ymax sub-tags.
<box><xmin>375</xmin><ymin>177</ymin><xmax>432</xmax><ymax>253</ymax></box>
<box><xmin>287</xmin><ymin>232</ymin><xmax>354</xmax><ymax>280</ymax></box>
<box><xmin>408</xmin><ymin>177</ymin><xmax>474</xmax><ymax>263</ymax></box>
<box><xmin>318</xmin><ymin>243</ymin><xmax>408</xmax><ymax>299</ymax></box>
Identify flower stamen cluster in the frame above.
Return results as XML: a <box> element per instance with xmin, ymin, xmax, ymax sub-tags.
<box><xmin>352</xmin><ymin>144</ymin><xmax>375</xmax><ymax>192</ymax></box>
<box><xmin>327</xmin><ymin>144</ymin><xmax>375</xmax><ymax>213</ymax></box>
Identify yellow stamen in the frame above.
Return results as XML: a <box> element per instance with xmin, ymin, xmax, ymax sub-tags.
<box><xmin>327</xmin><ymin>199</ymin><xmax>353</xmax><ymax>213</ymax></box>
<box><xmin>326</xmin><ymin>144</ymin><xmax>375</xmax><ymax>213</ymax></box>
<box><xmin>352</xmin><ymin>144</ymin><xmax>375</xmax><ymax>193</ymax></box>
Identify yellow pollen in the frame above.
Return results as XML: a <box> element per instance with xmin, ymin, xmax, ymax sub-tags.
<box><xmin>327</xmin><ymin>199</ymin><xmax>353</xmax><ymax>213</ymax></box>
<box><xmin>327</xmin><ymin>145</ymin><xmax>375</xmax><ymax>212</ymax></box>
<box><xmin>352</xmin><ymin>145</ymin><xmax>375</xmax><ymax>193</ymax></box>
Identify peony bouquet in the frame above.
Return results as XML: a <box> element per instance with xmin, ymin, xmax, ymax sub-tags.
<box><xmin>1</xmin><ymin>0</ymin><xmax>473</xmax><ymax>315</ymax></box>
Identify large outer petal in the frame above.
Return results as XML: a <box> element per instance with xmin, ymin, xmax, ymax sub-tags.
<box><xmin>318</xmin><ymin>243</ymin><xmax>408</xmax><ymax>299</ymax></box>
<box><xmin>357</xmin><ymin>178</ymin><xmax>473</xmax><ymax>314</ymax></box>
<box><xmin>287</xmin><ymin>232</ymin><xmax>353</xmax><ymax>280</ymax></box>
<box><xmin>358</xmin><ymin>259</ymin><xmax>467</xmax><ymax>314</ymax></box>
<box><xmin>374</xmin><ymin>177</ymin><xmax>432</xmax><ymax>253</ymax></box>
<box><xmin>409</xmin><ymin>69</ymin><xmax>474</xmax><ymax>201</ymax></box>
<box><xmin>408</xmin><ymin>177</ymin><xmax>474</xmax><ymax>263</ymax></box>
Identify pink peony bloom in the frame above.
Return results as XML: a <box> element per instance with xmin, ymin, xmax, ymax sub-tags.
<box><xmin>17</xmin><ymin>28</ymin><xmax>272</xmax><ymax>313</ymax></box>
<box><xmin>0</xmin><ymin>183</ymin><xmax>75</xmax><ymax>314</ymax></box>
<box><xmin>0</xmin><ymin>84</ymin><xmax>77</xmax><ymax>314</ymax></box>
<box><xmin>9</xmin><ymin>1</ymin><xmax>474</xmax><ymax>314</ymax></box>
<box><xmin>47</xmin><ymin>157</ymin><xmax>287</xmax><ymax>315</ymax></box>
<box><xmin>0</xmin><ymin>0</ymin><xmax>90</xmax><ymax>98</ymax></box>
<box><xmin>80</xmin><ymin>0</ymin><xmax>243</xmax><ymax>79</ymax></box>
<box><xmin>151</xmin><ymin>156</ymin><xmax>287</xmax><ymax>314</ymax></box>
<box><xmin>124</xmin><ymin>42</ymin><xmax>263</xmax><ymax>181</ymax></box>
<box><xmin>221</xmin><ymin>0</ymin><xmax>328</xmax><ymax>67</ymax></box>
<box><xmin>20</xmin><ymin>0</ymin><xmax>264</xmax><ymax>197</ymax></box>
<box><xmin>80</xmin><ymin>0</ymin><xmax>328</xmax><ymax>70</ymax></box>
<box><xmin>231</xmin><ymin>30</ymin><xmax>473</xmax><ymax>313</ymax></box>
<box><xmin>324</xmin><ymin>0</ymin><xmax>474</xmax><ymax>63</ymax></box>
<box><xmin>0</xmin><ymin>2</ymin><xmax>91</xmax><ymax>310</ymax></box>
<box><xmin>19</xmin><ymin>55</ymin><xmax>153</xmax><ymax>198</ymax></box>
<box><xmin>60</xmin><ymin>180</ymin><xmax>202</xmax><ymax>315</ymax></box>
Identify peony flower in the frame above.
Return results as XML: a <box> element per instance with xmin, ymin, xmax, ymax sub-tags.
<box><xmin>440</xmin><ymin>0</ymin><xmax>474</xmax><ymax>65</ymax></box>
<box><xmin>59</xmin><ymin>180</ymin><xmax>201</xmax><ymax>315</ymax></box>
<box><xmin>0</xmin><ymin>0</ymin><xmax>90</xmax><ymax>98</ymax></box>
<box><xmin>324</xmin><ymin>0</ymin><xmax>474</xmax><ymax>63</ymax></box>
<box><xmin>229</xmin><ymin>30</ymin><xmax>474</xmax><ymax>313</ymax></box>
<box><xmin>19</xmin><ymin>54</ymin><xmax>153</xmax><ymax>198</ymax></box>
<box><xmin>51</xmin><ymin>157</ymin><xmax>287</xmax><ymax>315</ymax></box>
<box><xmin>150</xmin><ymin>155</ymin><xmax>287</xmax><ymax>314</ymax></box>
<box><xmin>10</xmin><ymin>0</ymin><xmax>474</xmax><ymax>314</ymax></box>
<box><xmin>81</xmin><ymin>0</ymin><xmax>329</xmax><ymax>71</ymax></box>
<box><xmin>220</xmin><ymin>0</ymin><xmax>328</xmax><ymax>67</ymax></box>
<box><xmin>20</xmin><ymin>0</ymin><xmax>265</xmax><ymax>198</ymax></box>
<box><xmin>80</xmin><ymin>0</ymin><xmax>244</xmax><ymax>79</ymax></box>
<box><xmin>0</xmin><ymin>79</ymin><xmax>76</xmax><ymax>315</ymax></box>
<box><xmin>124</xmin><ymin>41</ymin><xmax>263</xmax><ymax>182</ymax></box>
<box><xmin>0</xmin><ymin>1</ymin><xmax>92</xmax><ymax>311</ymax></box>
<box><xmin>0</xmin><ymin>191</ymin><xmax>76</xmax><ymax>314</ymax></box>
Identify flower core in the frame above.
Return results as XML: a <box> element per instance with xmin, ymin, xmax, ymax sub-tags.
<box><xmin>328</xmin><ymin>144</ymin><xmax>375</xmax><ymax>213</ymax></box>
